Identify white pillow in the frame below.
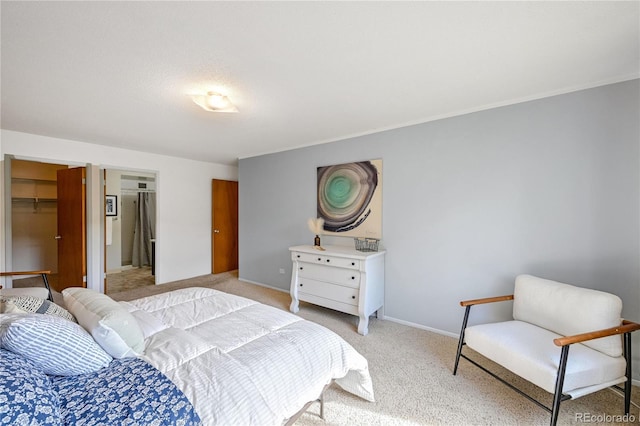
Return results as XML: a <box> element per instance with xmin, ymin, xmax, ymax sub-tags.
<box><xmin>0</xmin><ymin>313</ymin><xmax>112</xmax><ymax>375</ymax></box>
<box><xmin>119</xmin><ymin>301</ymin><xmax>168</xmax><ymax>339</ymax></box>
<box><xmin>62</xmin><ymin>287</ymin><xmax>145</xmax><ymax>358</ymax></box>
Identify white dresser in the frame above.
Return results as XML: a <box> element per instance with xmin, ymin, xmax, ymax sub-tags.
<box><xmin>289</xmin><ymin>245</ymin><xmax>385</xmax><ymax>335</ymax></box>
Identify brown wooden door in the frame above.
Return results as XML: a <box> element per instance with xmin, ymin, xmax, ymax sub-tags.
<box><xmin>102</xmin><ymin>170</ymin><xmax>107</xmax><ymax>293</ymax></box>
<box><xmin>212</xmin><ymin>179</ymin><xmax>238</xmax><ymax>274</ymax></box>
<box><xmin>56</xmin><ymin>167</ymin><xmax>86</xmax><ymax>291</ymax></box>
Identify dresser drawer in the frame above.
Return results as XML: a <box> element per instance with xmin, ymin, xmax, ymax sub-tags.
<box><xmin>297</xmin><ymin>263</ymin><xmax>360</xmax><ymax>288</ymax></box>
<box><xmin>292</xmin><ymin>252</ymin><xmax>360</xmax><ymax>270</ymax></box>
<box><xmin>297</xmin><ymin>279</ymin><xmax>359</xmax><ymax>306</ymax></box>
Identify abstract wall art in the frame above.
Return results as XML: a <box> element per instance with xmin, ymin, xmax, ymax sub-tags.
<box><xmin>317</xmin><ymin>159</ymin><xmax>382</xmax><ymax>239</ymax></box>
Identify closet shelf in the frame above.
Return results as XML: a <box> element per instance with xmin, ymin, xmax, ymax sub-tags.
<box><xmin>12</xmin><ymin>177</ymin><xmax>57</xmax><ymax>184</ymax></box>
<box><xmin>12</xmin><ymin>197</ymin><xmax>57</xmax><ymax>203</ymax></box>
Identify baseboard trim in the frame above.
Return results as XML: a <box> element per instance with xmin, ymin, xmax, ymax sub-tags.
<box><xmin>238</xmin><ymin>277</ymin><xmax>289</xmax><ymax>294</ymax></box>
<box><xmin>384</xmin><ymin>315</ymin><xmax>459</xmax><ymax>339</ymax></box>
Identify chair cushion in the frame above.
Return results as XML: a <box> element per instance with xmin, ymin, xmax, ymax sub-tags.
<box><xmin>465</xmin><ymin>320</ymin><xmax>626</xmax><ymax>394</ymax></box>
<box><xmin>513</xmin><ymin>275</ymin><xmax>623</xmax><ymax>357</ymax></box>
<box><xmin>0</xmin><ymin>287</ymin><xmax>49</xmax><ymax>300</ymax></box>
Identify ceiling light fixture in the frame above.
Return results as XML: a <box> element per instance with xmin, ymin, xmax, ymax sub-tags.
<box><xmin>191</xmin><ymin>92</ymin><xmax>238</xmax><ymax>113</ymax></box>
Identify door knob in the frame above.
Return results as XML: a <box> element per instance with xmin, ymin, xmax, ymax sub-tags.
<box><xmin>54</xmin><ymin>235</ymin><xmax>62</xmax><ymax>240</ymax></box>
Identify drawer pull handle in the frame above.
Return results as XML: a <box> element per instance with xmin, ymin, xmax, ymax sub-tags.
<box><xmin>299</xmin><ymin>267</ymin><xmax>303</xmax><ymax>270</ymax></box>
<box><xmin>317</xmin><ymin>257</ymin><xmax>321</xmax><ymax>261</ymax></box>
<box><xmin>326</xmin><ymin>259</ymin><xmax>330</xmax><ymax>263</ymax></box>
<box><xmin>351</xmin><ymin>296</ymin><xmax>356</xmax><ymax>299</ymax></box>
<box><xmin>351</xmin><ymin>262</ymin><xmax>355</xmax><ymax>266</ymax></box>
<box><xmin>351</xmin><ymin>276</ymin><xmax>355</xmax><ymax>280</ymax></box>
<box><xmin>300</xmin><ymin>283</ymin><xmax>303</xmax><ymax>287</ymax></box>
<box><xmin>297</xmin><ymin>255</ymin><xmax>300</xmax><ymax>258</ymax></box>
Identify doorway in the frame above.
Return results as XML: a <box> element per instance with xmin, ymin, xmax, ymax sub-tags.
<box><xmin>212</xmin><ymin>179</ymin><xmax>238</xmax><ymax>274</ymax></box>
<box><xmin>105</xmin><ymin>170</ymin><xmax>156</xmax><ymax>294</ymax></box>
<box><xmin>7</xmin><ymin>158</ymin><xmax>86</xmax><ymax>293</ymax></box>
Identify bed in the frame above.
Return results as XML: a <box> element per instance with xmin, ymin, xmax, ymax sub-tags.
<box><xmin>0</xmin><ymin>286</ymin><xmax>375</xmax><ymax>425</ymax></box>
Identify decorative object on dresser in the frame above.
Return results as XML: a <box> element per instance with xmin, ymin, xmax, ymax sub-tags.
<box><xmin>290</xmin><ymin>244</ymin><xmax>385</xmax><ymax>335</ymax></box>
<box><xmin>354</xmin><ymin>237</ymin><xmax>380</xmax><ymax>252</ymax></box>
<box><xmin>307</xmin><ymin>217</ymin><xmax>325</xmax><ymax>248</ymax></box>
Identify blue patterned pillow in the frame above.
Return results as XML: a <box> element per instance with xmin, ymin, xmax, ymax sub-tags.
<box><xmin>0</xmin><ymin>348</ymin><xmax>62</xmax><ymax>425</ymax></box>
<box><xmin>0</xmin><ymin>313</ymin><xmax>112</xmax><ymax>376</ymax></box>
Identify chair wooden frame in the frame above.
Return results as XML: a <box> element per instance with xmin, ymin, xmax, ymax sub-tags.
<box><xmin>0</xmin><ymin>270</ymin><xmax>54</xmax><ymax>301</ymax></box>
<box><xmin>452</xmin><ymin>294</ymin><xmax>640</xmax><ymax>426</ymax></box>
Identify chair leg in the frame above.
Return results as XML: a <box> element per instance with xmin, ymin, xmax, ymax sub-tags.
<box><xmin>550</xmin><ymin>345</ymin><xmax>570</xmax><ymax>426</ymax></box>
<box><xmin>41</xmin><ymin>273</ymin><xmax>53</xmax><ymax>302</ymax></box>
<box><xmin>453</xmin><ymin>305</ymin><xmax>471</xmax><ymax>375</ymax></box>
<box><xmin>623</xmin><ymin>331</ymin><xmax>632</xmax><ymax>413</ymax></box>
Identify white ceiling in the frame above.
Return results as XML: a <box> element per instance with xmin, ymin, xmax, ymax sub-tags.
<box><xmin>2</xmin><ymin>1</ymin><xmax>638</xmax><ymax>166</ymax></box>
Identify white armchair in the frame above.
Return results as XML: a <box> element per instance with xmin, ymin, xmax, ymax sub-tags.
<box><xmin>0</xmin><ymin>270</ymin><xmax>53</xmax><ymax>301</ymax></box>
<box><xmin>453</xmin><ymin>275</ymin><xmax>639</xmax><ymax>426</ymax></box>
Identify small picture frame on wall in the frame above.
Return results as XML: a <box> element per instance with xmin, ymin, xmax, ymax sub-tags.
<box><xmin>106</xmin><ymin>195</ymin><xmax>117</xmax><ymax>216</ymax></box>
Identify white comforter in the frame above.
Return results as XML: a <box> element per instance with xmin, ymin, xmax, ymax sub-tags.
<box><xmin>123</xmin><ymin>287</ymin><xmax>374</xmax><ymax>426</ymax></box>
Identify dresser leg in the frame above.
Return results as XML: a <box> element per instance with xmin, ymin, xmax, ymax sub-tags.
<box><xmin>290</xmin><ymin>299</ymin><xmax>299</xmax><ymax>313</ymax></box>
<box><xmin>357</xmin><ymin>316</ymin><xmax>369</xmax><ymax>335</ymax></box>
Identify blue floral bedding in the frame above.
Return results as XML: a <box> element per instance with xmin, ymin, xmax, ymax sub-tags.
<box><xmin>0</xmin><ymin>349</ymin><xmax>200</xmax><ymax>425</ymax></box>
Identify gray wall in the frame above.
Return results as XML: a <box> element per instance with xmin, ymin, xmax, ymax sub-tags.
<box><xmin>239</xmin><ymin>80</ymin><xmax>640</xmax><ymax>377</ymax></box>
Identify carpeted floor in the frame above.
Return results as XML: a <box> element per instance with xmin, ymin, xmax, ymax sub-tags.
<box><xmin>108</xmin><ymin>271</ymin><xmax>639</xmax><ymax>426</ymax></box>
<box><xmin>106</xmin><ymin>266</ymin><xmax>155</xmax><ymax>294</ymax></box>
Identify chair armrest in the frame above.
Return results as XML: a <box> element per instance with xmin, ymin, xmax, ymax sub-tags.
<box><xmin>460</xmin><ymin>294</ymin><xmax>514</xmax><ymax>307</ymax></box>
<box><xmin>0</xmin><ymin>270</ymin><xmax>51</xmax><ymax>277</ymax></box>
<box><xmin>553</xmin><ymin>320</ymin><xmax>640</xmax><ymax>347</ymax></box>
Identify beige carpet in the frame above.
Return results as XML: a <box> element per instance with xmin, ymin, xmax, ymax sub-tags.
<box><xmin>110</xmin><ymin>272</ymin><xmax>639</xmax><ymax>425</ymax></box>
<box><xmin>106</xmin><ymin>266</ymin><xmax>155</xmax><ymax>294</ymax></box>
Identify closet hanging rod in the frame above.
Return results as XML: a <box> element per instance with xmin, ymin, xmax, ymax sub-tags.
<box><xmin>119</xmin><ymin>189</ymin><xmax>156</xmax><ymax>193</ymax></box>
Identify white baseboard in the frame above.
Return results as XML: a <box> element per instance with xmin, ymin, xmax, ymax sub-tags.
<box><xmin>384</xmin><ymin>315</ymin><xmax>459</xmax><ymax>339</ymax></box>
<box><xmin>238</xmin><ymin>278</ymin><xmax>289</xmax><ymax>294</ymax></box>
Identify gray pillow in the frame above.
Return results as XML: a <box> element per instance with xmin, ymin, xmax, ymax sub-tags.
<box><xmin>0</xmin><ymin>295</ymin><xmax>77</xmax><ymax>323</ymax></box>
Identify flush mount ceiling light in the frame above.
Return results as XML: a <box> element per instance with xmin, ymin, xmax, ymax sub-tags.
<box><xmin>191</xmin><ymin>92</ymin><xmax>238</xmax><ymax>113</ymax></box>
